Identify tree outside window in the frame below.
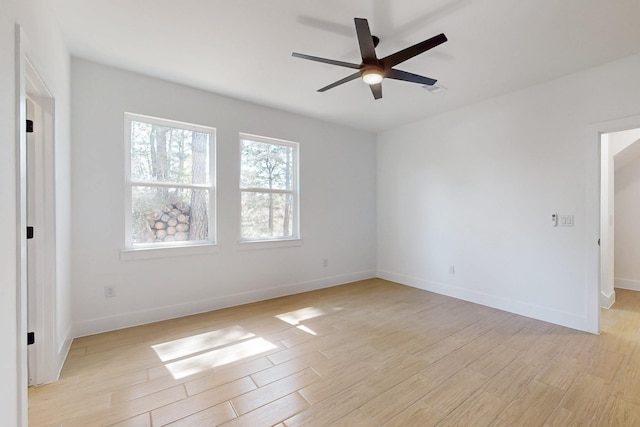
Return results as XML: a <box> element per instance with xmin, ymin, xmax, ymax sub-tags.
<box><xmin>125</xmin><ymin>113</ymin><xmax>215</xmax><ymax>247</ymax></box>
<box><xmin>240</xmin><ymin>134</ymin><xmax>299</xmax><ymax>241</ymax></box>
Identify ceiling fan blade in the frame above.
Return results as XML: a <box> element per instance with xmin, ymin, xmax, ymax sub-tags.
<box><xmin>354</xmin><ymin>18</ymin><xmax>378</xmax><ymax>64</ymax></box>
<box><xmin>370</xmin><ymin>83</ymin><xmax>382</xmax><ymax>100</ymax></box>
<box><xmin>318</xmin><ymin>71</ymin><xmax>362</xmax><ymax>92</ymax></box>
<box><xmin>292</xmin><ymin>52</ymin><xmax>361</xmax><ymax>70</ymax></box>
<box><xmin>386</xmin><ymin>69</ymin><xmax>437</xmax><ymax>86</ymax></box>
<box><xmin>380</xmin><ymin>33</ymin><xmax>447</xmax><ymax>69</ymax></box>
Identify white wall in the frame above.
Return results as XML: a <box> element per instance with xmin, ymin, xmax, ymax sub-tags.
<box><xmin>614</xmin><ymin>140</ymin><xmax>640</xmax><ymax>290</ymax></box>
<box><xmin>610</xmin><ymin>129</ymin><xmax>640</xmax><ymax>156</ymax></box>
<box><xmin>377</xmin><ymin>53</ymin><xmax>640</xmax><ymax>331</ymax></box>
<box><xmin>70</xmin><ymin>59</ymin><xmax>377</xmax><ymax>336</ymax></box>
<box><xmin>0</xmin><ymin>0</ymin><xmax>71</xmax><ymax>424</ymax></box>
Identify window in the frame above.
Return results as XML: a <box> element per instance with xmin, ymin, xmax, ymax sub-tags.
<box><xmin>125</xmin><ymin>113</ymin><xmax>215</xmax><ymax>248</ymax></box>
<box><xmin>240</xmin><ymin>134</ymin><xmax>299</xmax><ymax>241</ymax></box>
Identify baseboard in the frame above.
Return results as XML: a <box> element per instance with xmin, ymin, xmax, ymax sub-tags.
<box><xmin>72</xmin><ymin>270</ymin><xmax>376</xmax><ymax>338</ymax></box>
<box><xmin>615</xmin><ymin>278</ymin><xmax>640</xmax><ymax>291</ymax></box>
<box><xmin>600</xmin><ymin>290</ymin><xmax>616</xmax><ymax>309</ymax></box>
<box><xmin>377</xmin><ymin>269</ymin><xmax>588</xmax><ymax>332</ymax></box>
<box><xmin>56</xmin><ymin>327</ymin><xmax>74</xmax><ymax>379</ymax></box>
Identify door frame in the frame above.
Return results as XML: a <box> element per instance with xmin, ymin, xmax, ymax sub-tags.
<box><xmin>586</xmin><ymin>114</ymin><xmax>640</xmax><ymax>334</ymax></box>
<box><xmin>25</xmin><ymin>89</ymin><xmax>57</xmax><ymax>386</ymax></box>
<box><xmin>16</xmin><ymin>24</ymin><xmax>58</xmax><ymax>414</ymax></box>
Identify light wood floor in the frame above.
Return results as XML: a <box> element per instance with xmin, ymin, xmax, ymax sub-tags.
<box><xmin>29</xmin><ymin>279</ymin><xmax>640</xmax><ymax>426</ymax></box>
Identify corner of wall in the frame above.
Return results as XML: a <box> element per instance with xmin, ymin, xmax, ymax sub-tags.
<box><xmin>377</xmin><ymin>269</ymin><xmax>590</xmax><ymax>332</ymax></box>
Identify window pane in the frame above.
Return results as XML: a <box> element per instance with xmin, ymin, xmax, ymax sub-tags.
<box><xmin>240</xmin><ymin>139</ymin><xmax>293</xmax><ymax>190</ymax></box>
<box><xmin>241</xmin><ymin>191</ymin><xmax>293</xmax><ymax>239</ymax></box>
<box><xmin>130</xmin><ymin>120</ymin><xmax>209</xmax><ymax>185</ymax></box>
<box><xmin>131</xmin><ymin>186</ymin><xmax>209</xmax><ymax>245</ymax></box>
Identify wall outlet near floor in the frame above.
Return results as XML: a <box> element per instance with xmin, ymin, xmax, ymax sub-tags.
<box><xmin>104</xmin><ymin>286</ymin><xmax>116</xmax><ymax>297</ymax></box>
<box><xmin>323</xmin><ymin>258</ymin><xmax>329</xmax><ymax>267</ymax></box>
<box><xmin>449</xmin><ymin>265</ymin><xmax>455</xmax><ymax>274</ymax></box>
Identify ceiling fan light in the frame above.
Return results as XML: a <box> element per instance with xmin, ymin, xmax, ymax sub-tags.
<box><xmin>362</xmin><ymin>70</ymin><xmax>383</xmax><ymax>85</ymax></box>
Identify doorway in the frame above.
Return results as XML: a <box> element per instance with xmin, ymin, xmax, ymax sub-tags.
<box><xmin>600</xmin><ymin>128</ymin><xmax>640</xmax><ymax>309</ymax></box>
<box><xmin>22</xmin><ymin>57</ymin><xmax>58</xmax><ymax>386</ymax></box>
<box><xmin>585</xmin><ymin>115</ymin><xmax>640</xmax><ymax>334</ymax></box>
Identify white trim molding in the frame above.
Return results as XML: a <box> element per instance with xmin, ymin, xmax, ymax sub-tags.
<box><xmin>600</xmin><ymin>290</ymin><xmax>616</xmax><ymax>309</ymax></box>
<box><xmin>15</xmin><ymin>23</ymin><xmax>29</xmax><ymax>427</ymax></box>
<box><xmin>120</xmin><ymin>243</ymin><xmax>220</xmax><ymax>261</ymax></box>
<box><xmin>615</xmin><ymin>278</ymin><xmax>640</xmax><ymax>292</ymax></box>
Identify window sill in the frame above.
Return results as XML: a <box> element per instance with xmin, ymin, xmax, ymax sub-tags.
<box><xmin>237</xmin><ymin>238</ymin><xmax>303</xmax><ymax>251</ymax></box>
<box><xmin>120</xmin><ymin>243</ymin><xmax>220</xmax><ymax>261</ymax></box>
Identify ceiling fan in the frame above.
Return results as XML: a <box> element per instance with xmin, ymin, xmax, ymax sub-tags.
<box><xmin>292</xmin><ymin>18</ymin><xmax>447</xmax><ymax>100</ymax></box>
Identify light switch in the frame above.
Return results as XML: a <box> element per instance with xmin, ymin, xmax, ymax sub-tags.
<box><xmin>559</xmin><ymin>215</ymin><xmax>574</xmax><ymax>227</ymax></box>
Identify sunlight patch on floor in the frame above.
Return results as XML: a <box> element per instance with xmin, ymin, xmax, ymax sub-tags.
<box><xmin>151</xmin><ymin>325</ymin><xmax>278</xmax><ymax>379</ymax></box>
<box><xmin>152</xmin><ymin>325</ymin><xmax>255</xmax><ymax>362</ymax></box>
<box><xmin>296</xmin><ymin>325</ymin><xmax>317</xmax><ymax>335</ymax></box>
<box><xmin>164</xmin><ymin>337</ymin><xmax>277</xmax><ymax>379</ymax></box>
<box><xmin>276</xmin><ymin>307</ymin><xmax>325</xmax><ymax>325</ymax></box>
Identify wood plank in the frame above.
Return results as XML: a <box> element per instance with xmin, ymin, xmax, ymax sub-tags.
<box><xmin>150</xmin><ymin>378</ymin><xmax>255</xmax><ymax>426</ymax></box>
<box><xmin>163</xmin><ymin>402</ymin><xmax>236</xmax><ymax>427</ymax></box>
<box><xmin>421</xmin><ymin>368</ymin><xmax>489</xmax><ymax>415</ymax></box>
<box><xmin>598</xmin><ymin>397</ymin><xmax>640</xmax><ymax>426</ymax></box>
<box><xmin>543</xmin><ymin>406</ymin><xmax>596</xmax><ymax>427</ymax></box>
<box><xmin>231</xmin><ymin>368</ymin><xmax>320</xmax><ymax>415</ymax></box>
<box><xmin>535</xmin><ymin>354</ymin><xmax>584</xmax><ymax>390</ymax></box>
<box><xmin>184</xmin><ymin>356</ymin><xmax>272</xmax><ymax>396</ymax></box>
<box><xmin>110</xmin><ymin>413</ymin><xmax>151</xmax><ymax>427</ymax></box>
<box><xmin>383</xmin><ymin>400</ymin><xmax>445</xmax><ymax>427</ymax></box>
<box><xmin>360</xmin><ymin>374</ymin><xmax>438</xmax><ymax>424</ymax></box>
<box><xmin>250</xmin><ymin>351</ymin><xmax>326</xmax><ymax>387</ymax></box>
<box><xmin>223</xmin><ymin>392</ymin><xmax>308</xmax><ymax>427</ymax></box>
<box><xmin>437</xmin><ymin>390</ymin><xmax>508</xmax><ymax>427</ymax></box>
<box><xmin>285</xmin><ymin>382</ymin><xmax>377</xmax><ymax>426</ymax></box>
<box><xmin>560</xmin><ymin>373</ymin><xmax>613</xmax><ymax>421</ymax></box>
<box><xmin>498</xmin><ymin>379</ymin><xmax>564</xmax><ymax>425</ymax></box>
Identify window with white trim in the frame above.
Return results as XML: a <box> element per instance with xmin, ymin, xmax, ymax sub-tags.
<box><xmin>125</xmin><ymin>113</ymin><xmax>216</xmax><ymax>248</ymax></box>
<box><xmin>240</xmin><ymin>134</ymin><xmax>299</xmax><ymax>241</ymax></box>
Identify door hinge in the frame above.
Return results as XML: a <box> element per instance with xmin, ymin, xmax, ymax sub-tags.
<box><xmin>26</xmin><ymin>119</ymin><xmax>34</xmax><ymax>133</ymax></box>
<box><xmin>27</xmin><ymin>332</ymin><xmax>35</xmax><ymax>345</ymax></box>
<box><xmin>27</xmin><ymin>226</ymin><xmax>34</xmax><ymax>240</ymax></box>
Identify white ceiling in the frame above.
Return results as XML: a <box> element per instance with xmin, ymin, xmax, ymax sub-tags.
<box><xmin>51</xmin><ymin>0</ymin><xmax>640</xmax><ymax>133</ymax></box>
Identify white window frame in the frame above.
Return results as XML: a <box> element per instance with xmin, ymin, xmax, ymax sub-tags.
<box><xmin>122</xmin><ymin>113</ymin><xmax>217</xmax><ymax>259</ymax></box>
<box><xmin>239</xmin><ymin>133</ymin><xmax>300</xmax><ymax>245</ymax></box>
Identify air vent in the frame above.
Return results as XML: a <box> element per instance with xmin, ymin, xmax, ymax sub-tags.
<box><xmin>423</xmin><ymin>83</ymin><xmax>447</xmax><ymax>94</ymax></box>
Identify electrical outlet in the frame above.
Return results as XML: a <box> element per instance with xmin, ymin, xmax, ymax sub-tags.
<box><xmin>323</xmin><ymin>258</ymin><xmax>329</xmax><ymax>267</ymax></box>
<box><xmin>449</xmin><ymin>265</ymin><xmax>455</xmax><ymax>274</ymax></box>
<box><xmin>104</xmin><ymin>286</ymin><xmax>116</xmax><ymax>298</ymax></box>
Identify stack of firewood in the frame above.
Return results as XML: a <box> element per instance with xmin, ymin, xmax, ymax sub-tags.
<box><xmin>146</xmin><ymin>199</ymin><xmax>191</xmax><ymax>242</ymax></box>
